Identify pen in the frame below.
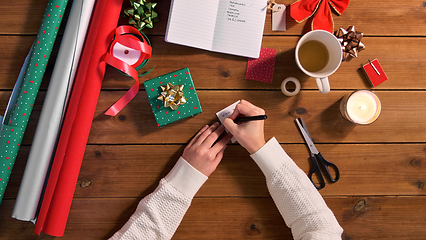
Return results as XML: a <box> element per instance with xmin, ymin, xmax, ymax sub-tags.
<box><xmin>234</xmin><ymin>115</ymin><xmax>267</xmax><ymax>123</ymax></box>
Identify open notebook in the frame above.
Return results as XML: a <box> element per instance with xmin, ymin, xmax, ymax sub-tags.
<box><xmin>165</xmin><ymin>0</ymin><xmax>267</xmax><ymax>58</ymax></box>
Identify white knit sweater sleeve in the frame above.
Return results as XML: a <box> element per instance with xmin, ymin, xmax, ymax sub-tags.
<box><xmin>109</xmin><ymin>157</ymin><xmax>208</xmax><ymax>240</ymax></box>
<box><xmin>250</xmin><ymin>137</ymin><xmax>343</xmax><ymax>240</ymax></box>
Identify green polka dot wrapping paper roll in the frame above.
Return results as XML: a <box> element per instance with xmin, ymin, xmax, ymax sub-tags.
<box><xmin>143</xmin><ymin>68</ymin><xmax>203</xmax><ymax>127</ymax></box>
<box><xmin>0</xmin><ymin>125</ymin><xmax>23</xmax><ymax>196</ymax></box>
<box><xmin>0</xmin><ymin>0</ymin><xmax>69</xmax><ymax>203</ymax></box>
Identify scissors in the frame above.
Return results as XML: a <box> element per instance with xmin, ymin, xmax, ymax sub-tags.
<box><xmin>295</xmin><ymin>117</ymin><xmax>340</xmax><ymax>190</ymax></box>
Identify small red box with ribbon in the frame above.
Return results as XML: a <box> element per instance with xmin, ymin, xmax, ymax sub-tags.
<box><xmin>363</xmin><ymin>59</ymin><xmax>388</xmax><ymax>87</ymax></box>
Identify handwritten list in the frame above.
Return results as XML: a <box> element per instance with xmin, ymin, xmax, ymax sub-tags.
<box><xmin>166</xmin><ymin>0</ymin><xmax>267</xmax><ymax>58</ymax></box>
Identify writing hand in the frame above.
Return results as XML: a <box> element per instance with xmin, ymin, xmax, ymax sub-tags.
<box><xmin>223</xmin><ymin>100</ymin><xmax>266</xmax><ymax>154</ymax></box>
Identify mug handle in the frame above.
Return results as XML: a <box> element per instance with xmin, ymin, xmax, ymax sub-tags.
<box><xmin>315</xmin><ymin>77</ymin><xmax>330</xmax><ymax>94</ymax></box>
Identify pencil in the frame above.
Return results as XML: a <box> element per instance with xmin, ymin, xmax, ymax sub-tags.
<box><xmin>233</xmin><ymin>115</ymin><xmax>267</xmax><ymax>123</ymax></box>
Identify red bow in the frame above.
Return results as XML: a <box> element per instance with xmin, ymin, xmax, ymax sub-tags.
<box><xmin>290</xmin><ymin>0</ymin><xmax>350</xmax><ymax>33</ymax></box>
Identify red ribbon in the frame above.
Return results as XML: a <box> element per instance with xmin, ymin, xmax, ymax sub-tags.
<box><xmin>103</xmin><ymin>25</ymin><xmax>152</xmax><ymax>116</ymax></box>
<box><xmin>290</xmin><ymin>0</ymin><xmax>350</xmax><ymax>33</ymax></box>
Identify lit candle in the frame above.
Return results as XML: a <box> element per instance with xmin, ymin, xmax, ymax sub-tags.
<box><xmin>340</xmin><ymin>90</ymin><xmax>381</xmax><ymax>125</ymax></box>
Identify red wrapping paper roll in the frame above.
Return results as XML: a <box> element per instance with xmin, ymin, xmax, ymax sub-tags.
<box><xmin>34</xmin><ymin>0</ymin><xmax>124</xmax><ymax>236</ymax></box>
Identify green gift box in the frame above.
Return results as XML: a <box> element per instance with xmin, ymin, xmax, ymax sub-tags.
<box><xmin>144</xmin><ymin>68</ymin><xmax>202</xmax><ymax>127</ymax></box>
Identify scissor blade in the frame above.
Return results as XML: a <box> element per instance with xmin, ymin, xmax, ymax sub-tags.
<box><xmin>295</xmin><ymin>119</ymin><xmax>319</xmax><ymax>154</ymax></box>
<box><xmin>297</xmin><ymin>117</ymin><xmax>311</xmax><ymax>139</ymax></box>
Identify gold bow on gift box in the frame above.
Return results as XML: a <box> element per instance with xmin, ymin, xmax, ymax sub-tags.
<box><xmin>335</xmin><ymin>26</ymin><xmax>365</xmax><ymax>60</ymax></box>
<box><xmin>157</xmin><ymin>83</ymin><xmax>187</xmax><ymax>110</ymax></box>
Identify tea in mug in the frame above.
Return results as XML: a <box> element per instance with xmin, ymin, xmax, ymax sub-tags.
<box><xmin>298</xmin><ymin>40</ymin><xmax>329</xmax><ymax>72</ymax></box>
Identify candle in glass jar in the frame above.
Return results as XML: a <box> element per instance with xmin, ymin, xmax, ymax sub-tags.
<box><xmin>340</xmin><ymin>90</ymin><xmax>381</xmax><ymax>125</ymax></box>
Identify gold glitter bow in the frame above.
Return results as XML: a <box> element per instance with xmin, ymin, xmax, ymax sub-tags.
<box><xmin>124</xmin><ymin>0</ymin><xmax>158</xmax><ymax>31</ymax></box>
<box><xmin>157</xmin><ymin>83</ymin><xmax>187</xmax><ymax>110</ymax></box>
<box><xmin>335</xmin><ymin>26</ymin><xmax>365</xmax><ymax>61</ymax></box>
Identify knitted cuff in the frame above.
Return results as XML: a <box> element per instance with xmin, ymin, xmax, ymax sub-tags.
<box><xmin>164</xmin><ymin>157</ymin><xmax>208</xmax><ymax>199</ymax></box>
<box><xmin>250</xmin><ymin>137</ymin><xmax>294</xmax><ymax>178</ymax></box>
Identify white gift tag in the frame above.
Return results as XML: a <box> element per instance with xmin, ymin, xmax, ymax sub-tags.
<box><xmin>216</xmin><ymin>100</ymin><xmax>240</xmax><ymax>143</ymax></box>
<box><xmin>272</xmin><ymin>4</ymin><xmax>286</xmax><ymax>31</ymax></box>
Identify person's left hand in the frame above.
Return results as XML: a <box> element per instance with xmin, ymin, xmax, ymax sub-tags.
<box><xmin>182</xmin><ymin>122</ymin><xmax>232</xmax><ymax>176</ymax></box>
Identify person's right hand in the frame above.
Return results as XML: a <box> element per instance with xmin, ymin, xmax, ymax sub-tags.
<box><xmin>223</xmin><ymin>100</ymin><xmax>266</xmax><ymax>154</ymax></box>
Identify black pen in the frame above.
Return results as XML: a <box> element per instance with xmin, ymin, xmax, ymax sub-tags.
<box><xmin>233</xmin><ymin>115</ymin><xmax>267</xmax><ymax>123</ymax></box>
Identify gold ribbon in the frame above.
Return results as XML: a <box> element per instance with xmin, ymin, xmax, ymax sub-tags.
<box><xmin>335</xmin><ymin>26</ymin><xmax>365</xmax><ymax>61</ymax></box>
<box><xmin>157</xmin><ymin>83</ymin><xmax>187</xmax><ymax>110</ymax></box>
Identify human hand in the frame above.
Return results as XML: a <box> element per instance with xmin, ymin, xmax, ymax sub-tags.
<box><xmin>182</xmin><ymin>122</ymin><xmax>233</xmax><ymax>176</ymax></box>
<box><xmin>222</xmin><ymin>100</ymin><xmax>266</xmax><ymax>154</ymax></box>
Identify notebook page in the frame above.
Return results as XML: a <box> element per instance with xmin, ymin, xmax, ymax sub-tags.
<box><xmin>165</xmin><ymin>0</ymin><xmax>220</xmax><ymax>51</ymax></box>
<box><xmin>211</xmin><ymin>0</ymin><xmax>266</xmax><ymax>58</ymax></box>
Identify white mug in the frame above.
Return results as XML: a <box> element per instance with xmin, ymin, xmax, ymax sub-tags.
<box><xmin>295</xmin><ymin>30</ymin><xmax>342</xmax><ymax>94</ymax></box>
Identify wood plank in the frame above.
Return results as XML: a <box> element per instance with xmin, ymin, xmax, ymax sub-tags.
<box><xmin>284</xmin><ymin>0</ymin><xmax>426</xmax><ymax>37</ymax></box>
<box><xmin>4</xmin><ymin>143</ymin><xmax>425</xmax><ymax>199</ymax></box>
<box><xmin>102</xmin><ymin>36</ymin><xmax>426</xmax><ymax>90</ymax></box>
<box><xmin>0</xmin><ymin>0</ymin><xmax>50</xmax><ymax>35</ymax></box>
<box><xmin>1</xmin><ymin>196</ymin><xmax>425</xmax><ymax>239</ymax></box>
<box><xmin>74</xmin><ymin>144</ymin><xmax>426</xmax><ymax>198</ymax></box>
<box><xmin>1</xmin><ymin>0</ymin><xmax>425</xmax><ymax>36</ymax></box>
<box><xmin>0</xmin><ymin>90</ymin><xmax>423</xmax><ymax>145</ymax></box>
<box><xmin>89</xmin><ymin>90</ymin><xmax>426</xmax><ymax>144</ymax></box>
<box><xmin>0</xmin><ymin>35</ymin><xmax>425</xmax><ymax>90</ymax></box>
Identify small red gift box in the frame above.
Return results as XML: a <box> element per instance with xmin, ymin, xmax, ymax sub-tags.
<box><xmin>362</xmin><ymin>59</ymin><xmax>388</xmax><ymax>87</ymax></box>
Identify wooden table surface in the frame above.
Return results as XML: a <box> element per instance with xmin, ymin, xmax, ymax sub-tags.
<box><xmin>1</xmin><ymin>0</ymin><xmax>426</xmax><ymax>239</ymax></box>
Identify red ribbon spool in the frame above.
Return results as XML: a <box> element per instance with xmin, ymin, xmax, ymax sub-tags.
<box><xmin>103</xmin><ymin>25</ymin><xmax>152</xmax><ymax>116</ymax></box>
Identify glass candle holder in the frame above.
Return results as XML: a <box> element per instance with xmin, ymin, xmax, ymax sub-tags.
<box><xmin>340</xmin><ymin>90</ymin><xmax>381</xmax><ymax>125</ymax></box>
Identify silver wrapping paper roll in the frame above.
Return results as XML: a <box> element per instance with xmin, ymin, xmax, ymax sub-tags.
<box><xmin>12</xmin><ymin>0</ymin><xmax>95</xmax><ymax>221</ymax></box>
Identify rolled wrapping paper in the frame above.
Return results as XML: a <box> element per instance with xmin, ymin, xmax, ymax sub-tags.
<box><xmin>0</xmin><ymin>0</ymin><xmax>69</xmax><ymax>205</ymax></box>
<box><xmin>2</xmin><ymin>49</ymin><xmax>32</xmax><ymax>126</ymax></box>
<box><xmin>34</xmin><ymin>0</ymin><xmax>124</xmax><ymax>236</ymax></box>
<box><xmin>12</xmin><ymin>0</ymin><xmax>95</xmax><ymax>222</ymax></box>
<box><xmin>0</xmin><ymin>49</ymin><xmax>31</xmax><ymax>198</ymax></box>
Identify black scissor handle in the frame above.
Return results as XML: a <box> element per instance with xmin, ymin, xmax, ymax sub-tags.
<box><xmin>316</xmin><ymin>153</ymin><xmax>340</xmax><ymax>183</ymax></box>
<box><xmin>308</xmin><ymin>154</ymin><xmax>326</xmax><ymax>190</ymax></box>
